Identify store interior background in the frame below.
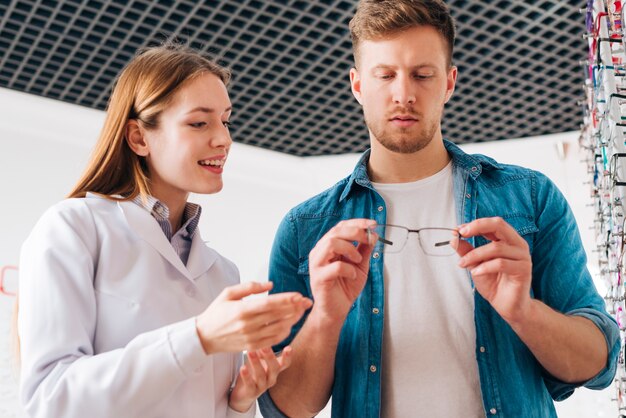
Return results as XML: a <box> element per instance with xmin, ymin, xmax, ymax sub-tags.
<box><xmin>0</xmin><ymin>90</ymin><xmax>614</xmax><ymax>417</ymax></box>
<box><xmin>0</xmin><ymin>1</ymin><xmax>616</xmax><ymax>417</ymax></box>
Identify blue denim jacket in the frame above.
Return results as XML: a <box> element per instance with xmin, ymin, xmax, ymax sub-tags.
<box><xmin>259</xmin><ymin>140</ymin><xmax>620</xmax><ymax>418</ymax></box>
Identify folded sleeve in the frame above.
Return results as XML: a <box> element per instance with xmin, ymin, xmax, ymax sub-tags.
<box><xmin>530</xmin><ymin>173</ymin><xmax>620</xmax><ymax>400</ymax></box>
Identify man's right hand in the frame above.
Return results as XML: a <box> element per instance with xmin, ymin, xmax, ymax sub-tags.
<box><xmin>308</xmin><ymin>219</ymin><xmax>377</xmax><ymax>323</ymax></box>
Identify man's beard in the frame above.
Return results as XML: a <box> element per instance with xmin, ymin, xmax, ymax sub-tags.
<box><xmin>365</xmin><ymin>111</ymin><xmax>439</xmax><ymax>154</ymax></box>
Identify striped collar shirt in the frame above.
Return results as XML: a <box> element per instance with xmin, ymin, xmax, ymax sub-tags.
<box><xmin>132</xmin><ymin>195</ymin><xmax>202</xmax><ymax>266</ymax></box>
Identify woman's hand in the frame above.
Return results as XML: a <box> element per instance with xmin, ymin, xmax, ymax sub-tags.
<box><xmin>195</xmin><ymin>282</ymin><xmax>312</xmax><ymax>354</ymax></box>
<box><xmin>228</xmin><ymin>347</ymin><xmax>293</xmax><ymax>413</ymax></box>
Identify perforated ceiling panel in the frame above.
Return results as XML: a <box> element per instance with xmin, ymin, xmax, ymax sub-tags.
<box><xmin>0</xmin><ymin>0</ymin><xmax>584</xmax><ymax>156</ymax></box>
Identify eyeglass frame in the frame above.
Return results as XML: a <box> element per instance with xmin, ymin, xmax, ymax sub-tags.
<box><xmin>367</xmin><ymin>224</ymin><xmax>460</xmax><ymax>256</ymax></box>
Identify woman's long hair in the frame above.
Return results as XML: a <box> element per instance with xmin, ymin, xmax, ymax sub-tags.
<box><xmin>68</xmin><ymin>42</ymin><xmax>230</xmax><ymax>200</ymax></box>
<box><xmin>14</xmin><ymin>43</ymin><xmax>231</xmax><ymax>368</ymax></box>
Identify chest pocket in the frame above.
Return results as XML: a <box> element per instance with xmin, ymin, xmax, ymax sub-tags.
<box><xmin>474</xmin><ymin>213</ymin><xmax>538</xmax><ymax>253</ymax></box>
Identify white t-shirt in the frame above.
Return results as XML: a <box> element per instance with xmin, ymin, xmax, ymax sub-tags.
<box><xmin>372</xmin><ymin>162</ymin><xmax>484</xmax><ymax>418</ymax></box>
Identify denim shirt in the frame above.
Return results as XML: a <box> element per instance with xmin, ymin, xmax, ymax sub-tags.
<box><xmin>259</xmin><ymin>140</ymin><xmax>620</xmax><ymax>418</ymax></box>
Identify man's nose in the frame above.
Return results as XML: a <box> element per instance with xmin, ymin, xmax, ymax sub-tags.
<box><xmin>392</xmin><ymin>76</ymin><xmax>416</xmax><ymax>105</ymax></box>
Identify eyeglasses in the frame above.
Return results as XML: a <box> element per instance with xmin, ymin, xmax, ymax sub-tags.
<box><xmin>367</xmin><ymin>224</ymin><xmax>459</xmax><ymax>256</ymax></box>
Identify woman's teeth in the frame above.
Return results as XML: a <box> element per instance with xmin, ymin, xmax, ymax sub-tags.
<box><xmin>198</xmin><ymin>160</ymin><xmax>224</xmax><ymax>167</ymax></box>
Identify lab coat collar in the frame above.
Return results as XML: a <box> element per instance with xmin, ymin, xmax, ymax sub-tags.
<box><xmin>116</xmin><ymin>198</ymin><xmax>217</xmax><ymax>281</ymax></box>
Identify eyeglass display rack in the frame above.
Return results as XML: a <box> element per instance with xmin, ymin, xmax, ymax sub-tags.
<box><xmin>581</xmin><ymin>0</ymin><xmax>626</xmax><ymax>415</ymax></box>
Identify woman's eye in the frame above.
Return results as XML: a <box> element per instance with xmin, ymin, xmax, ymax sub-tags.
<box><xmin>223</xmin><ymin>121</ymin><xmax>232</xmax><ymax>128</ymax></box>
<box><xmin>189</xmin><ymin>122</ymin><xmax>206</xmax><ymax>128</ymax></box>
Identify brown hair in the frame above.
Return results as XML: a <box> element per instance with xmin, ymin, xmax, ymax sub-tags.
<box><xmin>349</xmin><ymin>0</ymin><xmax>456</xmax><ymax>67</ymax></box>
<box><xmin>67</xmin><ymin>42</ymin><xmax>231</xmax><ymax>201</ymax></box>
<box><xmin>14</xmin><ymin>43</ymin><xmax>230</xmax><ymax>367</ymax></box>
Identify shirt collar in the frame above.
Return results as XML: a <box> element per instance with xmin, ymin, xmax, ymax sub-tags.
<box><xmin>132</xmin><ymin>195</ymin><xmax>202</xmax><ymax>238</ymax></box>
<box><xmin>339</xmin><ymin>139</ymin><xmax>502</xmax><ymax>202</ymax></box>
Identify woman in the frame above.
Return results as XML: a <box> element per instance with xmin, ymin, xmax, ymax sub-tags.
<box><xmin>17</xmin><ymin>44</ymin><xmax>311</xmax><ymax>417</ymax></box>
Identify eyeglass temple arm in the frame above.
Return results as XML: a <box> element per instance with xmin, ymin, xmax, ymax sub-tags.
<box><xmin>366</xmin><ymin>228</ymin><xmax>393</xmax><ymax>246</ymax></box>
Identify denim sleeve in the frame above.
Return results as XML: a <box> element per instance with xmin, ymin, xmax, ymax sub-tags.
<box><xmin>259</xmin><ymin>211</ymin><xmax>312</xmax><ymax>418</ymax></box>
<box><xmin>268</xmin><ymin>210</ymin><xmax>313</xmax><ymax>351</ymax></box>
<box><xmin>530</xmin><ymin>171</ymin><xmax>620</xmax><ymax>401</ymax></box>
<box><xmin>258</xmin><ymin>391</ymin><xmax>289</xmax><ymax>418</ymax></box>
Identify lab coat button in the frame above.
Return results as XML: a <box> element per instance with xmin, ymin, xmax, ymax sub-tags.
<box><xmin>186</xmin><ymin>286</ymin><xmax>196</xmax><ymax>297</ymax></box>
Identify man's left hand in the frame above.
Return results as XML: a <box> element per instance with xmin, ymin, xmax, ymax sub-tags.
<box><xmin>455</xmin><ymin>217</ymin><xmax>533</xmax><ymax>325</ymax></box>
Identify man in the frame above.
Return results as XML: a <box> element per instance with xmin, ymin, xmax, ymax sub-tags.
<box><xmin>258</xmin><ymin>1</ymin><xmax>620</xmax><ymax>417</ymax></box>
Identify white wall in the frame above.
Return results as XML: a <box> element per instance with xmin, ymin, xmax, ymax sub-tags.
<box><xmin>0</xmin><ymin>87</ymin><xmax>616</xmax><ymax>417</ymax></box>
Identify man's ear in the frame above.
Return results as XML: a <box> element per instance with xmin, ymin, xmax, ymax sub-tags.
<box><xmin>444</xmin><ymin>65</ymin><xmax>458</xmax><ymax>104</ymax></box>
<box><xmin>125</xmin><ymin>119</ymin><xmax>150</xmax><ymax>157</ymax></box>
<box><xmin>350</xmin><ymin>67</ymin><xmax>363</xmax><ymax>105</ymax></box>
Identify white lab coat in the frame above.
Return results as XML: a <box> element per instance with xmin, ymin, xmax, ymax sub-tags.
<box><xmin>18</xmin><ymin>194</ymin><xmax>255</xmax><ymax>418</ymax></box>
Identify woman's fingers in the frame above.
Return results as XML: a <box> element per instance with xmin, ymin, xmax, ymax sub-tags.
<box><xmin>241</xmin><ymin>292</ymin><xmax>311</xmax><ymax>316</ymax></box>
<box><xmin>245</xmin><ymin>318</ymin><xmax>297</xmax><ymax>350</ymax></box>
<box><xmin>239</xmin><ymin>296</ymin><xmax>312</xmax><ymax>326</ymax></box>
<box><xmin>246</xmin><ymin>351</ymin><xmax>267</xmax><ymax>389</ymax></box>
<box><xmin>258</xmin><ymin>347</ymin><xmax>281</xmax><ymax>387</ymax></box>
<box><xmin>237</xmin><ymin>363</ymin><xmax>253</xmax><ymax>388</ymax></box>
<box><xmin>276</xmin><ymin>346</ymin><xmax>292</xmax><ymax>371</ymax></box>
<box><xmin>219</xmin><ymin>281</ymin><xmax>273</xmax><ymax>301</ymax></box>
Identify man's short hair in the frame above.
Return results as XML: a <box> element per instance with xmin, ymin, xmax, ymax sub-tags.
<box><xmin>349</xmin><ymin>0</ymin><xmax>456</xmax><ymax>67</ymax></box>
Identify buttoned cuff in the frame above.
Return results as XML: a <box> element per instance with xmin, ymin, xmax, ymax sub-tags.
<box><xmin>166</xmin><ymin>317</ymin><xmax>208</xmax><ymax>376</ymax></box>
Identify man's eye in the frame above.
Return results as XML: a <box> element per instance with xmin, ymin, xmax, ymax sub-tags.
<box><xmin>379</xmin><ymin>74</ymin><xmax>393</xmax><ymax>80</ymax></box>
<box><xmin>223</xmin><ymin>121</ymin><xmax>232</xmax><ymax>128</ymax></box>
<box><xmin>189</xmin><ymin>122</ymin><xmax>206</xmax><ymax>128</ymax></box>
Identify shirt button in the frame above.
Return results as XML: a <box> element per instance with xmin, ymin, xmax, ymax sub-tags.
<box><xmin>372</xmin><ymin>308</ymin><xmax>380</xmax><ymax>314</ymax></box>
<box><xmin>373</xmin><ymin>252</ymin><xmax>380</xmax><ymax>259</ymax></box>
<box><xmin>465</xmin><ymin>193</ymin><xmax>471</xmax><ymax>198</ymax></box>
<box><xmin>490</xmin><ymin>408</ymin><xmax>497</xmax><ymax>415</ymax></box>
<box><xmin>480</xmin><ymin>346</ymin><xmax>486</xmax><ymax>353</ymax></box>
<box><xmin>370</xmin><ymin>365</ymin><xmax>377</xmax><ymax>373</ymax></box>
<box><xmin>471</xmin><ymin>166</ymin><xmax>478</xmax><ymax>172</ymax></box>
<box><xmin>377</xmin><ymin>206</ymin><xmax>384</xmax><ymax>212</ymax></box>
